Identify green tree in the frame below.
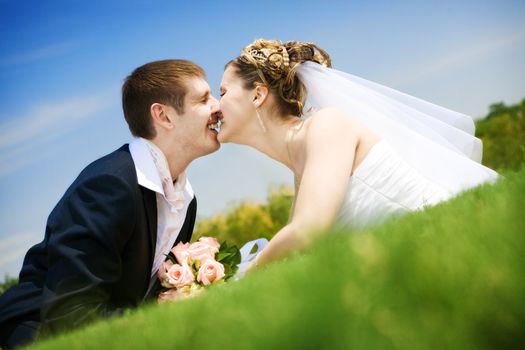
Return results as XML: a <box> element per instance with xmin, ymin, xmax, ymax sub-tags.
<box><xmin>0</xmin><ymin>275</ymin><xmax>18</xmax><ymax>295</ymax></box>
<box><xmin>194</xmin><ymin>185</ymin><xmax>293</xmax><ymax>246</ymax></box>
<box><xmin>476</xmin><ymin>98</ymin><xmax>525</xmax><ymax>171</ymax></box>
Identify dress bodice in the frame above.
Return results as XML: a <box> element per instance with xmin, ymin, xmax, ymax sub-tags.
<box><xmin>336</xmin><ymin>140</ymin><xmax>452</xmax><ymax>229</ymax></box>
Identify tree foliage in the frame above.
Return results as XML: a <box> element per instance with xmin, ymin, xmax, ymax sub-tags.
<box><xmin>476</xmin><ymin>98</ymin><xmax>525</xmax><ymax>171</ymax></box>
<box><xmin>193</xmin><ymin>185</ymin><xmax>294</xmax><ymax>246</ymax></box>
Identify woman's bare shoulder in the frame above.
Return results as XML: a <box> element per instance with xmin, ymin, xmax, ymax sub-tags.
<box><xmin>305</xmin><ymin>107</ymin><xmax>356</xmax><ymax>137</ymax></box>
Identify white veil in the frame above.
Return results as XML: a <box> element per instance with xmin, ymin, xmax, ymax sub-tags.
<box><xmin>296</xmin><ymin>62</ymin><xmax>499</xmax><ymax>194</ymax></box>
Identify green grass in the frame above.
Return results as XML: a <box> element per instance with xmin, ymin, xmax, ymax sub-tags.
<box><xmin>28</xmin><ymin>167</ymin><xmax>525</xmax><ymax>350</ymax></box>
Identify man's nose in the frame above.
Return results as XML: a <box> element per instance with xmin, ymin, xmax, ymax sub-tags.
<box><xmin>209</xmin><ymin>95</ymin><xmax>220</xmax><ymax>113</ymax></box>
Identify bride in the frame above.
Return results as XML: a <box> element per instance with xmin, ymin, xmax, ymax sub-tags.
<box><xmin>215</xmin><ymin>39</ymin><xmax>498</xmax><ymax>271</ymax></box>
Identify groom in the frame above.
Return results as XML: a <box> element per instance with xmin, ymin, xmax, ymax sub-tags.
<box><xmin>0</xmin><ymin>59</ymin><xmax>222</xmax><ymax>349</ymax></box>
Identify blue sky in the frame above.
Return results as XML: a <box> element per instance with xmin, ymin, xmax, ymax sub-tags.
<box><xmin>1</xmin><ymin>0</ymin><xmax>524</xmax><ymax>277</ymax></box>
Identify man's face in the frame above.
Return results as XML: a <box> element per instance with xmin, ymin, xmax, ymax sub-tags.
<box><xmin>168</xmin><ymin>76</ymin><xmax>221</xmax><ymax>157</ymax></box>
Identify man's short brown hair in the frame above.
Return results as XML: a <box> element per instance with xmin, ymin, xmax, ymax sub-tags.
<box><xmin>122</xmin><ymin>59</ymin><xmax>205</xmax><ymax>139</ymax></box>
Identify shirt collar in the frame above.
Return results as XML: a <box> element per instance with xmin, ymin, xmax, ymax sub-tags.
<box><xmin>129</xmin><ymin>138</ymin><xmax>193</xmax><ymax>200</ymax></box>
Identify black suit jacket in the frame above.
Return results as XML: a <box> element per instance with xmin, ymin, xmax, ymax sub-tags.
<box><xmin>0</xmin><ymin>145</ymin><xmax>197</xmax><ymax>348</ymax></box>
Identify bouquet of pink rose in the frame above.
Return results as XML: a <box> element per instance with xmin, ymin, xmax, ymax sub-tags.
<box><xmin>157</xmin><ymin>236</ymin><xmax>240</xmax><ymax>302</ymax></box>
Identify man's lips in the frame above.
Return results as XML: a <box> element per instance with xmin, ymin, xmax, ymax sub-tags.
<box><xmin>207</xmin><ymin>113</ymin><xmax>223</xmax><ymax>132</ymax></box>
<box><xmin>207</xmin><ymin>120</ymin><xmax>221</xmax><ymax>132</ymax></box>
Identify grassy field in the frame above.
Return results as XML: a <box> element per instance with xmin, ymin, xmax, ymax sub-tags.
<box><xmin>28</xmin><ymin>166</ymin><xmax>525</xmax><ymax>350</ymax></box>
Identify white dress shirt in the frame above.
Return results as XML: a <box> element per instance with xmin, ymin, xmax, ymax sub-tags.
<box><xmin>128</xmin><ymin>138</ymin><xmax>194</xmax><ymax>283</ymax></box>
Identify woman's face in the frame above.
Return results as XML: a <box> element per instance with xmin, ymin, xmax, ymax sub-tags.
<box><xmin>218</xmin><ymin>65</ymin><xmax>256</xmax><ymax>143</ymax></box>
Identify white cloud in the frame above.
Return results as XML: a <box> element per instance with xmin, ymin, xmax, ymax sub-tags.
<box><xmin>0</xmin><ymin>41</ymin><xmax>77</xmax><ymax>66</ymax></box>
<box><xmin>0</xmin><ymin>232</ymin><xmax>41</xmax><ymax>268</ymax></box>
<box><xmin>389</xmin><ymin>29</ymin><xmax>525</xmax><ymax>87</ymax></box>
<box><xmin>0</xmin><ymin>89</ymin><xmax>117</xmax><ymax>177</ymax></box>
<box><xmin>0</xmin><ymin>93</ymin><xmax>114</xmax><ymax>149</ymax></box>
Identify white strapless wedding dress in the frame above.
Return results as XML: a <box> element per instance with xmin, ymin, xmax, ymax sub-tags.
<box><xmin>237</xmin><ymin>139</ymin><xmax>493</xmax><ymax>275</ymax></box>
<box><xmin>336</xmin><ymin>140</ymin><xmax>453</xmax><ymax>230</ymax></box>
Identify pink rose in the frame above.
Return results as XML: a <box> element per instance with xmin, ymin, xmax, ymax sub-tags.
<box><xmin>171</xmin><ymin>242</ymin><xmax>191</xmax><ymax>264</ymax></box>
<box><xmin>197</xmin><ymin>259</ymin><xmax>225</xmax><ymax>286</ymax></box>
<box><xmin>198</xmin><ymin>237</ymin><xmax>221</xmax><ymax>252</ymax></box>
<box><xmin>157</xmin><ymin>285</ymin><xmax>204</xmax><ymax>303</ymax></box>
<box><xmin>157</xmin><ymin>260</ymin><xmax>175</xmax><ymax>288</ymax></box>
<box><xmin>166</xmin><ymin>262</ymin><xmax>195</xmax><ymax>289</ymax></box>
<box><xmin>157</xmin><ymin>288</ymin><xmax>181</xmax><ymax>303</ymax></box>
<box><xmin>188</xmin><ymin>241</ymin><xmax>216</xmax><ymax>262</ymax></box>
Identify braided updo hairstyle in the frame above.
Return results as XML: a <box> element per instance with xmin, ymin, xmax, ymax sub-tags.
<box><xmin>226</xmin><ymin>39</ymin><xmax>331</xmax><ymax>117</ymax></box>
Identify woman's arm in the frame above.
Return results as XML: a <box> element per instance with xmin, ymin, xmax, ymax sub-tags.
<box><xmin>247</xmin><ymin>109</ymin><xmax>358</xmax><ymax>270</ymax></box>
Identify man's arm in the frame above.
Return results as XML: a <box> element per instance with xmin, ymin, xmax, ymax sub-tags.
<box><xmin>40</xmin><ymin>173</ymin><xmax>136</xmax><ymax>335</ymax></box>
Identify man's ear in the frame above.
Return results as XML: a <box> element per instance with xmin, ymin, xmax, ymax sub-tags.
<box><xmin>253</xmin><ymin>86</ymin><xmax>269</xmax><ymax>109</ymax></box>
<box><xmin>150</xmin><ymin>103</ymin><xmax>174</xmax><ymax>130</ymax></box>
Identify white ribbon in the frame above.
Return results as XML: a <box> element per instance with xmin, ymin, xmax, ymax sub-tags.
<box><xmin>235</xmin><ymin>238</ymin><xmax>268</xmax><ymax>279</ymax></box>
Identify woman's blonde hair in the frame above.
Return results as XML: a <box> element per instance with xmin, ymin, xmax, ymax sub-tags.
<box><xmin>226</xmin><ymin>39</ymin><xmax>331</xmax><ymax>117</ymax></box>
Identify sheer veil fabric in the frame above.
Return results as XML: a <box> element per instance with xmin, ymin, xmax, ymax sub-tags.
<box><xmin>296</xmin><ymin>62</ymin><xmax>499</xmax><ymax>194</ymax></box>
